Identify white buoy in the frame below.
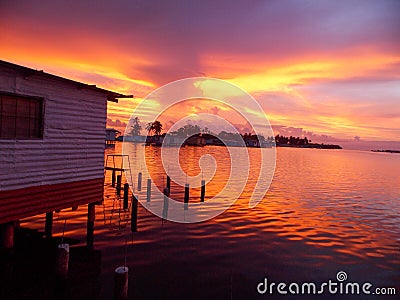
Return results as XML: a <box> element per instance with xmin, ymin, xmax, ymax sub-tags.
<box><xmin>114</xmin><ymin>266</ymin><xmax>129</xmax><ymax>300</ymax></box>
<box><xmin>56</xmin><ymin>243</ymin><xmax>69</xmax><ymax>279</ymax></box>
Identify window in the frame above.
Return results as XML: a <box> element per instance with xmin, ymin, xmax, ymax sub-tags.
<box><xmin>0</xmin><ymin>93</ymin><xmax>43</xmax><ymax>139</ymax></box>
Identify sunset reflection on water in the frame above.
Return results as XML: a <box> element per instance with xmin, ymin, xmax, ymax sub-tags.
<box><xmin>21</xmin><ymin>143</ymin><xmax>400</xmax><ymax>299</ymax></box>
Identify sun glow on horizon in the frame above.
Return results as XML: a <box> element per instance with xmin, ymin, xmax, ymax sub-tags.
<box><xmin>1</xmin><ymin>1</ymin><xmax>399</xmax><ymax>144</ymax></box>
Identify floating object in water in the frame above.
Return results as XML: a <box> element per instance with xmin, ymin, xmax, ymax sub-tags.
<box><xmin>114</xmin><ymin>266</ymin><xmax>128</xmax><ymax>300</ymax></box>
<box><xmin>56</xmin><ymin>243</ymin><xmax>69</xmax><ymax>279</ymax></box>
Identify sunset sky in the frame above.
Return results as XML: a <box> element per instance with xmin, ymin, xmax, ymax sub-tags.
<box><xmin>1</xmin><ymin>0</ymin><xmax>399</xmax><ymax>146</ymax></box>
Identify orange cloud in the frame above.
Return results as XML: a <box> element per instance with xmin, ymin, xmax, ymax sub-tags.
<box><xmin>1</xmin><ymin>1</ymin><xmax>399</xmax><ymax>143</ymax></box>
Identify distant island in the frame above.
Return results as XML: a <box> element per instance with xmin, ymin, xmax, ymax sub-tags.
<box><xmin>120</xmin><ymin>118</ymin><xmax>343</xmax><ymax>149</ymax></box>
<box><xmin>275</xmin><ymin>135</ymin><xmax>342</xmax><ymax>149</ymax></box>
<box><xmin>371</xmin><ymin>150</ymin><xmax>400</xmax><ymax>154</ymax></box>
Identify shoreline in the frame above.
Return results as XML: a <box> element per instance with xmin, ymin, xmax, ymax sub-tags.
<box><xmin>371</xmin><ymin>149</ymin><xmax>400</xmax><ymax>154</ymax></box>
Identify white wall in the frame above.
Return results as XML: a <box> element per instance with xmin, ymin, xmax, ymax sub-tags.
<box><xmin>0</xmin><ymin>65</ymin><xmax>108</xmax><ymax>191</ymax></box>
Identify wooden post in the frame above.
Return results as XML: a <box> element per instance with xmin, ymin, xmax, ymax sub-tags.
<box><xmin>146</xmin><ymin>178</ymin><xmax>151</xmax><ymax>203</ymax></box>
<box><xmin>184</xmin><ymin>183</ymin><xmax>189</xmax><ymax>203</ymax></box>
<box><xmin>87</xmin><ymin>203</ymin><xmax>95</xmax><ymax>249</ymax></box>
<box><xmin>112</xmin><ymin>169</ymin><xmax>116</xmax><ymax>187</ymax></box>
<box><xmin>114</xmin><ymin>266</ymin><xmax>129</xmax><ymax>300</ymax></box>
<box><xmin>45</xmin><ymin>211</ymin><xmax>53</xmax><ymax>238</ymax></box>
<box><xmin>0</xmin><ymin>222</ymin><xmax>14</xmax><ymax>250</ymax></box>
<box><xmin>116</xmin><ymin>175</ymin><xmax>122</xmax><ymax>196</ymax></box>
<box><xmin>131</xmin><ymin>195</ymin><xmax>138</xmax><ymax>232</ymax></box>
<box><xmin>200</xmin><ymin>180</ymin><xmax>206</xmax><ymax>202</ymax></box>
<box><xmin>184</xmin><ymin>183</ymin><xmax>190</xmax><ymax>210</ymax></box>
<box><xmin>166</xmin><ymin>175</ymin><xmax>171</xmax><ymax>192</ymax></box>
<box><xmin>137</xmin><ymin>172</ymin><xmax>142</xmax><ymax>191</ymax></box>
<box><xmin>162</xmin><ymin>188</ymin><xmax>169</xmax><ymax>220</ymax></box>
<box><xmin>56</xmin><ymin>243</ymin><xmax>69</xmax><ymax>279</ymax></box>
<box><xmin>123</xmin><ymin>183</ymin><xmax>129</xmax><ymax>210</ymax></box>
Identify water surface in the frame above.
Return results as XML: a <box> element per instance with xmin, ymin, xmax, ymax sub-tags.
<box><xmin>21</xmin><ymin>144</ymin><xmax>400</xmax><ymax>299</ymax></box>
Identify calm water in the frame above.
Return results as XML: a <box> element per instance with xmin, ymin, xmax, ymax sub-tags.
<box><xmin>21</xmin><ymin>144</ymin><xmax>400</xmax><ymax>299</ymax></box>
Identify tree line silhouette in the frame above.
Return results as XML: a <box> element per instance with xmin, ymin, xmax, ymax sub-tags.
<box><xmin>128</xmin><ymin>117</ymin><xmax>341</xmax><ymax>149</ymax></box>
<box><xmin>274</xmin><ymin>134</ymin><xmax>310</xmax><ymax>146</ymax></box>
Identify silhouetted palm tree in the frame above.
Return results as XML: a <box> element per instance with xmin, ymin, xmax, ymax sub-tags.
<box><xmin>129</xmin><ymin>117</ymin><xmax>142</xmax><ymax>136</ymax></box>
<box><xmin>146</xmin><ymin>121</ymin><xmax>163</xmax><ymax>136</ymax></box>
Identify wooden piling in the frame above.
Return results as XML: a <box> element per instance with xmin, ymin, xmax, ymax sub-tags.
<box><xmin>137</xmin><ymin>172</ymin><xmax>142</xmax><ymax>191</ymax></box>
<box><xmin>131</xmin><ymin>195</ymin><xmax>138</xmax><ymax>232</ymax></box>
<box><xmin>0</xmin><ymin>222</ymin><xmax>14</xmax><ymax>250</ymax></box>
<box><xmin>87</xmin><ymin>202</ymin><xmax>96</xmax><ymax>249</ymax></box>
<box><xmin>123</xmin><ymin>183</ymin><xmax>129</xmax><ymax>210</ymax></box>
<box><xmin>184</xmin><ymin>184</ymin><xmax>190</xmax><ymax>210</ymax></box>
<box><xmin>114</xmin><ymin>266</ymin><xmax>129</xmax><ymax>300</ymax></box>
<box><xmin>200</xmin><ymin>180</ymin><xmax>206</xmax><ymax>202</ymax></box>
<box><xmin>55</xmin><ymin>243</ymin><xmax>69</xmax><ymax>279</ymax></box>
<box><xmin>116</xmin><ymin>175</ymin><xmax>122</xmax><ymax>196</ymax></box>
<box><xmin>184</xmin><ymin>183</ymin><xmax>189</xmax><ymax>203</ymax></box>
<box><xmin>162</xmin><ymin>188</ymin><xmax>169</xmax><ymax>220</ymax></box>
<box><xmin>112</xmin><ymin>169</ymin><xmax>116</xmax><ymax>187</ymax></box>
<box><xmin>45</xmin><ymin>211</ymin><xmax>53</xmax><ymax>238</ymax></box>
<box><xmin>146</xmin><ymin>178</ymin><xmax>151</xmax><ymax>202</ymax></box>
<box><xmin>166</xmin><ymin>175</ymin><xmax>171</xmax><ymax>192</ymax></box>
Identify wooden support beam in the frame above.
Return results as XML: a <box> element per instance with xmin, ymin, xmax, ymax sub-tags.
<box><xmin>45</xmin><ymin>212</ymin><xmax>53</xmax><ymax>238</ymax></box>
<box><xmin>0</xmin><ymin>222</ymin><xmax>14</xmax><ymax>250</ymax></box>
<box><xmin>87</xmin><ymin>203</ymin><xmax>96</xmax><ymax>249</ymax></box>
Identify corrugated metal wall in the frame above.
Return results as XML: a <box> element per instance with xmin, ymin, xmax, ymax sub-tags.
<box><xmin>0</xmin><ymin>65</ymin><xmax>108</xmax><ymax>222</ymax></box>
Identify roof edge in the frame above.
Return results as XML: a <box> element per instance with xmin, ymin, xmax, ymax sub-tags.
<box><xmin>0</xmin><ymin>60</ymin><xmax>134</xmax><ymax>102</ymax></box>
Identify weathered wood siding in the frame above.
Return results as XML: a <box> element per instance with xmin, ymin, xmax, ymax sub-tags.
<box><xmin>0</xmin><ymin>178</ymin><xmax>104</xmax><ymax>223</ymax></box>
<box><xmin>0</xmin><ymin>64</ymin><xmax>108</xmax><ymax>222</ymax></box>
